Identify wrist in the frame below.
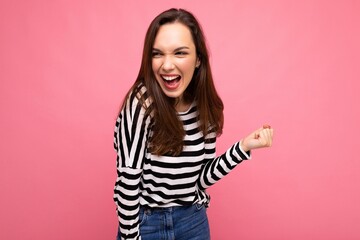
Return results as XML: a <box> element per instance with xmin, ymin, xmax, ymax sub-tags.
<box><xmin>240</xmin><ymin>140</ymin><xmax>250</xmax><ymax>152</ymax></box>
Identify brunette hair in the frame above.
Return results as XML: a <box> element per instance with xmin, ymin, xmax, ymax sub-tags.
<box><xmin>123</xmin><ymin>8</ymin><xmax>224</xmax><ymax>156</ymax></box>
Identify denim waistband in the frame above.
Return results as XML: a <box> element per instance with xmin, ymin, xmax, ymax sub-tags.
<box><xmin>140</xmin><ymin>203</ymin><xmax>204</xmax><ymax>214</ymax></box>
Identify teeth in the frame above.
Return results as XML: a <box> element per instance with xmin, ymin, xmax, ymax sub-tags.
<box><xmin>162</xmin><ymin>75</ymin><xmax>179</xmax><ymax>81</ymax></box>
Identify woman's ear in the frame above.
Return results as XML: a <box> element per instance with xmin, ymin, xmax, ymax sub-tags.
<box><xmin>196</xmin><ymin>58</ymin><xmax>201</xmax><ymax>68</ymax></box>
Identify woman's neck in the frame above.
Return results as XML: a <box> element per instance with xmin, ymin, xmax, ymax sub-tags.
<box><xmin>174</xmin><ymin>97</ymin><xmax>191</xmax><ymax>112</ymax></box>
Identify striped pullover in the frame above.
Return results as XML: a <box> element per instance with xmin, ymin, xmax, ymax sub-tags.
<box><xmin>113</xmin><ymin>85</ymin><xmax>250</xmax><ymax>240</ymax></box>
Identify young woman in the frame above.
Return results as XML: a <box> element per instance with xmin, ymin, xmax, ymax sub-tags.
<box><xmin>114</xmin><ymin>8</ymin><xmax>273</xmax><ymax>240</ymax></box>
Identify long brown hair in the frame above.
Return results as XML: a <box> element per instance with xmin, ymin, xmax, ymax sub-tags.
<box><xmin>122</xmin><ymin>8</ymin><xmax>224</xmax><ymax>156</ymax></box>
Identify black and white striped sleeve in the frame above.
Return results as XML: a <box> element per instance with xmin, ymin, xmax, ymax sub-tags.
<box><xmin>113</xmin><ymin>91</ymin><xmax>151</xmax><ymax>240</ymax></box>
<box><xmin>197</xmin><ymin>131</ymin><xmax>251</xmax><ymax>190</ymax></box>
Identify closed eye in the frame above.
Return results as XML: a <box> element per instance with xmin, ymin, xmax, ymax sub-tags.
<box><xmin>152</xmin><ymin>51</ymin><xmax>163</xmax><ymax>57</ymax></box>
<box><xmin>175</xmin><ymin>51</ymin><xmax>188</xmax><ymax>56</ymax></box>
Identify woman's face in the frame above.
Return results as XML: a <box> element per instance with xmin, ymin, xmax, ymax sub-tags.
<box><xmin>152</xmin><ymin>22</ymin><xmax>200</xmax><ymax>104</ymax></box>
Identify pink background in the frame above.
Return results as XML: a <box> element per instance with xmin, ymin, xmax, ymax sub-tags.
<box><xmin>1</xmin><ymin>0</ymin><xmax>360</xmax><ymax>239</ymax></box>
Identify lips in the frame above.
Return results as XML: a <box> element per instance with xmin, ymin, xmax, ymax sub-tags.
<box><xmin>161</xmin><ymin>74</ymin><xmax>181</xmax><ymax>90</ymax></box>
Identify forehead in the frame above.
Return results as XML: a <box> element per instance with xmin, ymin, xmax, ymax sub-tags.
<box><xmin>153</xmin><ymin>22</ymin><xmax>195</xmax><ymax>49</ymax></box>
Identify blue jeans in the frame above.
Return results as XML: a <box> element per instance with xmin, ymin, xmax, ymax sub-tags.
<box><xmin>117</xmin><ymin>203</ymin><xmax>210</xmax><ymax>240</ymax></box>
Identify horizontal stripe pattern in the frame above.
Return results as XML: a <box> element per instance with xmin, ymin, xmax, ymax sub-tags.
<box><xmin>113</xmin><ymin>85</ymin><xmax>250</xmax><ymax>239</ymax></box>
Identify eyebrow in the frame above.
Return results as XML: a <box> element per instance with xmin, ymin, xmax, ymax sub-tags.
<box><xmin>152</xmin><ymin>46</ymin><xmax>190</xmax><ymax>52</ymax></box>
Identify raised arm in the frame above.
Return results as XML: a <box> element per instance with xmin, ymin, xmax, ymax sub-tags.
<box><xmin>197</xmin><ymin>125</ymin><xmax>273</xmax><ymax>190</ymax></box>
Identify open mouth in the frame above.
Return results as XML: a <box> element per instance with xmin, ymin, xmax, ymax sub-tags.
<box><xmin>161</xmin><ymin>75</ymin><xmax>181</xmax><ymax>89</ymax></box>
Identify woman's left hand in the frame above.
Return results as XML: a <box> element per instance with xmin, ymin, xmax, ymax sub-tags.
<box><xmin>240</xmin><ymin>125</ymin><xmax>274</xmax><ymax>152</ymax></box>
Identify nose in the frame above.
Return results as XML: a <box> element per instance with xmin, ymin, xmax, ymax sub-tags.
<box><xmin>162</xmin><ymin>56</ymin><xmax>175</xmax><ymax>71</ymax></box>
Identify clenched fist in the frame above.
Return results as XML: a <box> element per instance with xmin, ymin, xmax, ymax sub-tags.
<box><xmin>240</xmin><ymin>125</ymin><xmax>274</xmax><ymax>152</ymax></box>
